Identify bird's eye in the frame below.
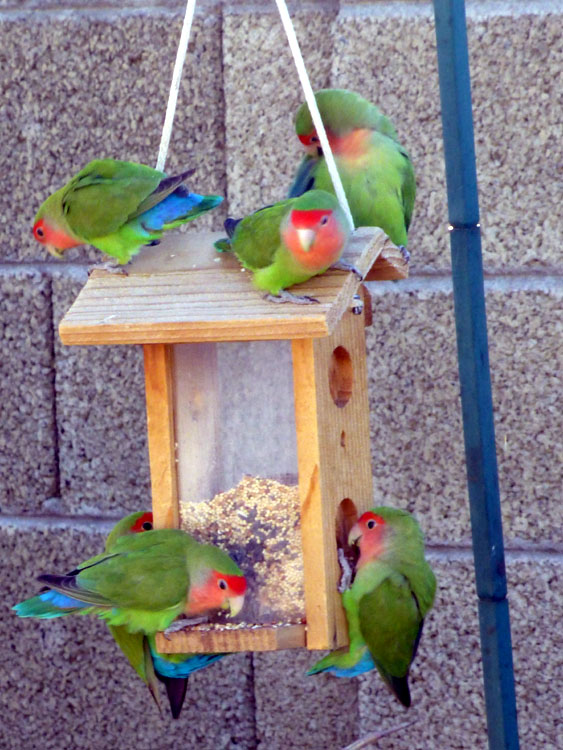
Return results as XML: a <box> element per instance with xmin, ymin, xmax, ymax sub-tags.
<box><xmin>367</xmin><ymin>519</ymin><xmax>376</xmax><ymax>529</ymax></box>
<box><xmin>36</xmin><ymin>227</ymin><xmax>44</xmax><ymax>238</ymax></box>
<box><xmin>311</xmin><ymin>136</ymin><xmax>319</xmax><ymax>143</ymax></box>
<box><xmin>320</xmin><ymin>216</ymin><xmax>329</xmax><ymax>225</ymax></box>
<box><xmin>218</xmin><ymin>579</ymin><xmax>227</xmax><ymax>590</ymax></box>
<box><xmin>141</xmin><ymin>521</ymin><xmax>153</xmax><ymax>531</ymax></box>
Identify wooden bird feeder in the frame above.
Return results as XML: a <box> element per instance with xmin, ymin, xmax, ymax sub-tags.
<box><xmin>59</xmin><ymin>227</ymin><xmax>407</xmax><ymax>654</ymax></box>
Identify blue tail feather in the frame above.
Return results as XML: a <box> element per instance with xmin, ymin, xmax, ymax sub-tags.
<box><xmin>140</xmin><ymin>190</ymin><xmax>223</xmax><ymax>232</ymax></box>
<box><xmin>13</xmin><ymin>589</ymin><xmax>86</xmax><ymax>619</ymax></box>
<box><xmin>150</xmin><ymin>649</ymin><xmax>226</xmax><ymax>680</ymax></box>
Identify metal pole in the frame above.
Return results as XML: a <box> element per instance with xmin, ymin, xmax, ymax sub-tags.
<box><xmin>431</xmin><ymin>2</ymin><xmax>520</xmax><ymax>748</ymax></box>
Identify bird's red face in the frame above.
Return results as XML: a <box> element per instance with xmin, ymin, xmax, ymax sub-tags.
<box><xmin>32</xmin><ymin>218</ymin><xmax>78</xmax><ymax>258</ymax></box>
<box><xmin>298</xmin><ymin>128</ymin><xmax>372</xmax><ymax>163</ymax></box>
<box><xmin>129</xmin><ymin>511</ymin><xmax>154</xmax><ymax>534</ymax></box>
<box><xmin>298</xmin><ymin>130</ymin><xmax>323</xmax><ymax>155</ymax></box>
<box><xmin>348</xmin><ymin>511</ymin><xmax>387</xmax><ymax>568</ymax></box>
<box><xmin>186</xmin><ymin>570</ymin><xmax>247</xmax><ymax>619</ymax></box>
<box><xmin>283</xmin><ymin>207</ymin><xmax>346</xmax><ymax>270</ymax></box>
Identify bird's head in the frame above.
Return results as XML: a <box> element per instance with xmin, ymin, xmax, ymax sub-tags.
<box><xmin>104</xmin><ymin>511</ymin><xmax>154</xmax><ymax>551</ymax></box>
<box><xmin>295</xmin><ymin>89</ymin><xmax>397</xmax><ymax>159</ymax></box>
<box><xmin>187</xmin><ymin>568</ymin><xmax>247</xmax><ymax>619</ymax></box>
<box><xmin>282</xmin><ymin>190</ymin><xmax>349</xmax><ymax>270</ymax></box>
<box><xmin>348</xmin><ymin>511</ymin><xmax>388</xmax><ymax>568</ymax></box>
<box><xmin>33</xmin><ymin>191</ymin><xmax>80</xmax><ymax>259</ymax></box>
<box><xmin>32</xmin><ymin>214</ymin><xmax>79</xmax><ymax>259</ymax></box>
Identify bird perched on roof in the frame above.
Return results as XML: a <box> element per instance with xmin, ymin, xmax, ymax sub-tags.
<box><xmin>289</xmin><ymin>89</ymin><xmax>415</xmax><ymax>256</ymax></box>
<box><xmin>216</xmin><ymin>189</ymin><xmax>355</xmax><ymax>304</ymax></box>
<box><xmin>32</xmin><ymin>158</ymin><xmax>223</xmax><ymax>265</ymax></box>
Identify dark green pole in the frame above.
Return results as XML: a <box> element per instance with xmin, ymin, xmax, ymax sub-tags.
<box><xmin>431</xmin><ymin>2</ymin><xmax>519</xmax><ymax>748</ymax></box>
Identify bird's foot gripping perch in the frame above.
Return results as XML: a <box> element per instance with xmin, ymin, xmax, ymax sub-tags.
<box><xmin>398</xmin><ymin>245</ymin><xmax>410</xmax><ymax>263</ymax></box>
<box><xmin>163</xmin><ymin>616</ymin><xmax>209</xmax><ymax>638</ymax></box>
<box><xmin>265</xmin><ymin>290</ymin><xmax>320</xmax><ymax>305</ymax></box>
<box><xmin>330</xmin><ymin>259</ymin><xmax>364</xmax><ymax>281</ymax></box>
<box><xmin>88</xmin><ymin>260</ymin><xmax>129</xmax><ymax>276</ymax></box>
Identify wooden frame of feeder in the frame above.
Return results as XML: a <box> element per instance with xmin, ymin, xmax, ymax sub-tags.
<box><xmin>59</xmin><ymin>227</ymin><xmax>407</xmax><ymax>654</ymax></box>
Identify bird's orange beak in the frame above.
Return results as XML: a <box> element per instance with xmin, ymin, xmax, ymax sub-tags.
<box><xmin>46</xmin><ymin>244</ymin><xmax>64</xmax><ymax>259</ymax></box>
<box><xmin>226</xmin><ymin>594</ymin><xmax>245</xmax><ymax>618</ymax></box>
<box><xmin>348</xmin><ymin>522</ymin><xmax>361</xmax><ymax>546</ymax></box>
<box><xmin>297</xmin><ymin>228</ymin><xmax>315</xmax><ymax>252</ymax></box>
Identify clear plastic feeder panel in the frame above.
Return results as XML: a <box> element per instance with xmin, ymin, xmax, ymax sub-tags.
<box><xmin>175</xmin><ymin>340</ymin><xmax>304</xmax><ymax>626</ymax></box>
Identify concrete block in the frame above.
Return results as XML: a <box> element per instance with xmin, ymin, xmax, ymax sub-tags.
<box><xmin>2</xmin><ymin>520</ymin><xmax>257</xmax><ymax>750</ymax></box>
<box><xmin>0</xmin><ymin>8</ymin><xmax>225</xmax><ymax>263</ymax></box>
<box><xmin>52</xmin><ymin>272</ymin><xmax>151</xmax><ymax>515</ymax></box>
<box><xmin>365</xmin><ymin>280</ymin><xmax>563</xmax><ymax>546</ymax></box>
<box><xmin>356</xmin><ymin>554</ymin><xmax>562</xmax><ymax>750</ymax></box>
<box><xmin>0</xmin><ymin>270</ymin><xmax>57</xmax><ymax>513</ymax></box>
<box><xmin>223</xmin><ymin>6</ymin><xmax>337</xmax><ymax>217</ymax></box>
<box><xmin>332</xmin><ymin>3</ymin><xmax>563</xmax><ymax>272</ymax></box>
<box><xmin>254</xmin><ymin>649</ymin><xmax>359</xmax><ymax>749</ymax></box>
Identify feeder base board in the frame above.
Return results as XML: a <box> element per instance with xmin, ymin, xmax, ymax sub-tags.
<box><xmin>155</xmin><ymin>622</ymin><xmax>306</xmax><ymax>654</ymax></box>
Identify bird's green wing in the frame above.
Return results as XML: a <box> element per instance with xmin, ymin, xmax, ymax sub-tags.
<box><xmin>41</xmin><ymin>532</ymin><xmax>193</xmax><ymax>612</ymax></box>
<box><xmin>398</xmin><ymin>147</ymin><xmax>416</xmax><ymax>232</ymax></box>
<box><xmin>108</xmin><ymin>625</ymin><xmax>162</xmax><ymax>713</ymax></box>
<box><xmin>61</xmin><ymin>159</ymin><xmax>163</xmax><ymax>240</ymax></box>
<box><xmin>358</xmin><ymin>572</ymin><xmax>423</xmax><ymax>706</ymax></box>
<box><xmin>231</xmin><ymin>200</ymin><xmax>294</xmax><ymax>271</ymax></box>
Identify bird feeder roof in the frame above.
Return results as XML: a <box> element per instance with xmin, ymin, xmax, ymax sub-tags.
<box><xmin>58</xmin><ymin>228</ymin><xmax>406</xmax><ymax>346</ymax></box>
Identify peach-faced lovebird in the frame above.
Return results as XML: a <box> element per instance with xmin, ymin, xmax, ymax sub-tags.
<box><xmin>32</xmin><ymin>159</ymin><xmax>223</xmax><ymax>263</ymax></box>
<box><xmin>14</xmin><ymin>515</ymin><xmax>245</xmax><ymax>716</ymax></box>
<box><xmin>217</xmin><ymin>189</ymin><xmax>353</xmax><ymax>304</ymax></box>
<box><xmin>289</xmin><ymin>89</ymin><xmax>416</xmax><ymax>253</ymax></box>
<box><xmin>307</xmin><ymin>507</ymin><xmax>436</xmax><ymax>708</ymax></box>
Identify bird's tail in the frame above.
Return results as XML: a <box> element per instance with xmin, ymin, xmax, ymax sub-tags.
<box><xmin>13</xmin><ymin>589</ymin><xmax>85</xmax><ymax>618</ymax></box>
<box><xmin>156</xmin><ymin>188</ymin><xmax>223</xmax><ymax>230</ymax></box>
<box><xmin>156</xmin><ymin>675</ymin><xmax>189</xmax><ymax>720</ymax></box>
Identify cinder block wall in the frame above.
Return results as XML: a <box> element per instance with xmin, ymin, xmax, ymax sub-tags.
<box><xmin>1</xmin><ymin>1</ymin><xmax>561</xmax><ymax>748</ymax></box>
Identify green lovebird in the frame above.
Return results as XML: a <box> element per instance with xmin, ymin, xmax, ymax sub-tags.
<box><xmin>217</xmin><ymin>189</ymin><xmax>352</xmax><ymax>304</ymax></box>
<box><xmin>32</xmin><ymin>159</ymin><xmax>223</xmax><ymax>264</ymax></box>
<box><xmin>14</xmin><ymin>513</ymin><xmax>245</xmax><ymax>718</ymax></box>
<box><xmin>307</xmin><ymin>507</ymin><xmax>436</xmax><ymax>708</ymax></box>
<box><xmin>289</xmin><ymin>89</ymin><xmax>416</xmax><ymax>251</ymax></box>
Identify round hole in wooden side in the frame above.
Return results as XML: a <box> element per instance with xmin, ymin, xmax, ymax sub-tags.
<box><xmin>329</xmin><ymin>346</ymin><xmax>353</xmax><ymax>408</ymax></box>
<box><xmin>340</xmin><ymin>430</ymin><xmax>346</xmax><ymax>448</ymax></box>
<box><xmin>336</xmin><ymin>497</ymin><xmax>358</xmax><ymax>547</ymax></box>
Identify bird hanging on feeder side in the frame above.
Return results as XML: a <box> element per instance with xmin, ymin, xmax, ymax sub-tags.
<box><xmin>14</xmin><ymin>512</ymin><xmax>244</xmax><ymax>718</ymax></box>
<box><xmin>307</xmin><ymin>507</ymin><xmax>436</xmax><ymax>708</ymax></box>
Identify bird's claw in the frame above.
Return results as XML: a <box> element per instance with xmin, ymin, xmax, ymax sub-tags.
<box><xmin>265</xmin><ymin>291</ymin><xmax>320</xmax><ymax>305</ymax></box>
<box><xmin>88</xmin><ymin>261</ymin><xmax>128</xmax><ymax>276</ymax></box>
<box><xmin>398</xmin><ymin>245</ymin><xmax>410</xmax><ymax>263</ymax></box>
<box><xmin>162</xmin><ymin>616</ymin><xmax>208</xmax><ymax>638</ymax></box>
<box><xmin>331</xmin><ymin>260</ymin><xmax>364</xmax><ymax>281</ymax></box>
<box><xmin>338</xmin><ymin>548</ymin><xmax>354</xmax><ymax>593</ymax></box>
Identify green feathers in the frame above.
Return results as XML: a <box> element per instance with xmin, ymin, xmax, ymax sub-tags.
<box><xmin>294</xmin><ymin>88</ymin><xmax>399</xmax><ymax>142</ymax></box>
<box><xmin>290</xmin><ymin>89</ymin><xmax>416</xmax><ymax>249</ymax></box>
<box><xmin>308</xmin><ymin>506</ymin><xmax>436</xmax><ymax>707</ymax></box>
<box><xmin>35</xmin><ymin>529</ymin><xmax>244</xmax><ymax>634</ymax></box>
<box><xmin>217</xmin><ymin>190</ymin><xmax>350</xmax><ymax>300</ymax></box>
<box><xmin>33</xmin><ymin>159</ymin><xmax>223</xmax><ymax>263</ymax></box>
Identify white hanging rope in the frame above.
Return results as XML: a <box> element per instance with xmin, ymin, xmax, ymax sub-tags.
<box><xmin>273</xmin><ymin>0</ymin><xmax>355</xmax><ymax>231</ymax></box>
<box><xmin>157</xmin><ymin>0</ymin><xmax>355</xmax><ymax>232</ymax></box>
<box><xmin>156</xmin><ymin>0</ymin><xmax>198</xmax><ymax>172</ymax></box>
